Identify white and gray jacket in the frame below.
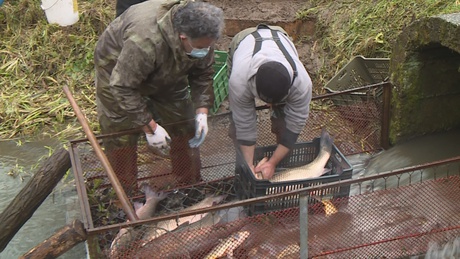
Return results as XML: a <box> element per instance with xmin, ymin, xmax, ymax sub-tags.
<box><xmin>228</xmin><ymin>26</ymin><xmax>312</xmax><ymax>147</ymax></box>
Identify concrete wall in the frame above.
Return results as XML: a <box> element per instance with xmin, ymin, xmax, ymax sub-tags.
<box><xmin>389</xmin><ymin>13</ymin><xmax>460</xmax><ymax>144</ymax></box>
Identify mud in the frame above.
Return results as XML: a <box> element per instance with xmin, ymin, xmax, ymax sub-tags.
<box><xmin>207</xmin><ymin>0</ymin><xmax>325</xmax><ymax>91</ymax></box>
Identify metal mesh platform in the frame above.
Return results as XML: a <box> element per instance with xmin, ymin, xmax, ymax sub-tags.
<box><xmin>67</xmin><ymin>84</ymin><xmax>416</xmax><ymax>258</ymax></box>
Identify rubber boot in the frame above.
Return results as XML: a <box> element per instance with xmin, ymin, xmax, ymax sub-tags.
<box><xmin>106</xmin><ymin>145</ymin><xmax>139</xmax><ymax>196</ymax></box>
<box><xmin>169</xmin><ymin>135</ymin><xmax>202</xmax><ymax>186</ymax></box>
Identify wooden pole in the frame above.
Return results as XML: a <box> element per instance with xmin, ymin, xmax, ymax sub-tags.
<box><xmin>19</xmin><ymin>219</ymin><xmax>87</xmax><ymax>259</ymax></box>
<box><xmin>62</xmin><ymin>85</ymin><xmax>138</xmax><ymax>222</ymax></box>
<box><xmin>0</xmin><ymin>148</ymin><xmax>71</xmax><ymax>252</ymax></box>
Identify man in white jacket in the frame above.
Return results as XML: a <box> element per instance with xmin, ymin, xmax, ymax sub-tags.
<box><xmin>228</xmin><ymin>24</ymin><xmax>313</xmax><ymax>180</ymax></box>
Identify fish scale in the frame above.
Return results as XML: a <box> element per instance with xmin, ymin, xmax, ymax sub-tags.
<box><xmin>141</xmin><ymin>195</ymin><xmax>227</xmax><ymax>244</ymax></box>
<box><xmin>269</xmin><ymin>129</ymin><xmax>333</xmax><ymax>183</ymax></box>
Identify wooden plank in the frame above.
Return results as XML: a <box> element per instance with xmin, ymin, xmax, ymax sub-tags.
<box><xmin>0</xmin><ymin>147</ymin><xmax>71</xmax><ymax>252</ymax></box>
<box><xmin>19</xmin><ymin>219</ymin><xmax>87</xmax><ymax>259</ymax></box>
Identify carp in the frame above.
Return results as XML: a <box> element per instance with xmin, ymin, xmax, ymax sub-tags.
<box><xmin>131</xmin><ymin>216</ymin><xmax>249</xmax><ymax>258</ymax></box>
<box><xmin>109</xmin><ymin>184</ymin><xmax>167</xmax><ymax>258</ymax></box>
<box><xmin>140</xmin><ymin>194</ymin><xmax>227</xmax><ymax>244</ymax></box>
<box><xmin>204</xmin><ymin>230</ymin><xmax>250</xmax><ymax>259</ymax></box>
<box><xmin>269</xmin><ymin>129</ymin><xmax>334</xmax><ymax>182</ymax></box>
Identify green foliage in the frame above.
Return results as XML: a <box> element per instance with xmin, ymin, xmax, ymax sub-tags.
<box><xmin>303</xmin><ymin>0</ymin><xmax>460</xmax><ymax>86</ymax></box>
<box><xmin>0</xmin><ymin>0</ymin><xmax>114</xmax><ymax>140</ymax></box>
<box><xmin>1</xmin><ymin>0</ymin><xmax>459</xmax><ymax>142</ymax></box>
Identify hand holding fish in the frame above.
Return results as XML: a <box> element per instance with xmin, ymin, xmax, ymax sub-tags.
<box><xmin>269</xmin><ymin>129</ymin><xmax>334</xmax><ymax>183</ymax></box>
<box><xmin>252</xmin><ymin>157</ymin><xmax>267</xmax><ymax>179</ymax></box>
<box><xmin>253</xmin><ymin>144</ymin><xmax>291</xmax><ymax>180</ymax></box>
<box><xmin>254</xmin><ymin>157</ymin><xmax>276</xmax><ymax>180</ymax></box>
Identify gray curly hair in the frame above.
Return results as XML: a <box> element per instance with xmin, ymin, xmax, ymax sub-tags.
<box><xmin>173</xmin><ymin>1</ymin><xmax>224</xmax><ymax>40</ymax></box>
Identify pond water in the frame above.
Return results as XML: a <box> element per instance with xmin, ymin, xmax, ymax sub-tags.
<box><xmin>0</xmin><ymin>139</ymin><xmax>87</xmax><ymax>259</ymax></box>
<box><xmin>348</xmin><ymin>128</ymin><xmax>460</xmax><ymax>196</ymax></box>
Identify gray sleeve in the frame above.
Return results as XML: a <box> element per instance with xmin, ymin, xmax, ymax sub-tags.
<box><xmin>283</xmin><ymin>67</ymin><xmax>313</xmax><ymax>134</ymax></box>
<box><xmin>229</xmin><ymin>76</ymin><xmax>258</xmax><ymax>144</ymax></box>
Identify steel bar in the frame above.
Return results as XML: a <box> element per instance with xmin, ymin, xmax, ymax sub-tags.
<box><xmin>63</xmin><ymin>85</ymin><xmax>138</xmax><ymax>222</ymax></box>
<box><xmin>299</xmin><ymin>191</ymin><xmax>308</xmax><ymax>259</ymax></box>
<box><xmin>381</xmin><ymin>82</ymin><xmax>392</xmax><ymax>149</ymax></box>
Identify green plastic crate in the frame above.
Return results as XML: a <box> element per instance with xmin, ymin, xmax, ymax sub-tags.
<box><xmin>210</xmin><ymin>51</ymin><xmax>228</xmax><ymax>114</ymax></box>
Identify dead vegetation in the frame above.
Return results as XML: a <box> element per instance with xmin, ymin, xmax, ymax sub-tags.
<box><xmin>0</xmin><ymin>0</ymin><xmax>459</xmax><ymax>141</ymax></box>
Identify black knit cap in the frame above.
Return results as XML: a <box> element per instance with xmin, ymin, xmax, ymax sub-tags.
<box><xmin>255</xmin><ymin>61</ymin><xmax>291</xmax><ymax>103</ymax></box>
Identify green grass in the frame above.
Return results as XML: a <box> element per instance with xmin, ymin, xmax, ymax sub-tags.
<box><xmin>0</xmin><ymin>0</ymin><xmax>113</xmax><ymax>141</ymax></box>
<box><xmin>1</xmin><ymin>0</ymin><xmax>459</xmax><ymax>142</ymax></box>
<box><xmin>298</xmin><ymin>0</ymin><xmax>460</xmax><ymax>86</ymax></box>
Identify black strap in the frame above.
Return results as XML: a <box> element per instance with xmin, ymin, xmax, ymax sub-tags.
<box><xmin>251</xmin><ymin>25</ymin><xmax>298</xmax><ymax>85</ymax></box>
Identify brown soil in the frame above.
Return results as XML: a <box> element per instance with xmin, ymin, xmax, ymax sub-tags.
<box><xmin>205</xmin><ymin>0</ymin><xmax>326</xmax><ymax>113</ymax></box>
<box><xmin>206</xmin><ymin>0</ymin><xmax>324</xmax><ymax>93</ymax></box>
<box><xmin>206</xmin><ymin>0</ymin><xmax>306</xmax><ymax>21</ymax></box>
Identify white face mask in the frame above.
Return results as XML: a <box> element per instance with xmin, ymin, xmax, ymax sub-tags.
<box><xmin>185</xmin><ymin>37</ymin><xmax>210</xmax><ymax>59</ymax></box>
<box><xmin>188</xmin><ymin>47</ymin><xmax>210</xmax><ymax>58</ymax></box>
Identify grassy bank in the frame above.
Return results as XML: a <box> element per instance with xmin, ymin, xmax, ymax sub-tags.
<box><xmin>0</xmin><ymin>0</ymin><xmax>459</xmax><ymax>142</ymax></box>
<box><xmin>0</xmin><ymin>0</ymin><xmax>113</xmax><ymax>141</ymax></box>
<box><xmin>298</xmin><ymin>0</ymin><xmax>460</xmax><ymax>82</ymax></box>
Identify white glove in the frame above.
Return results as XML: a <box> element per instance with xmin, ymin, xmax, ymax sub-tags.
<box><xmin>145</xmin><ymin>124</ymin><xmax>171</xmax><ymax>157</ymax></box>
<box><xmin>188</xmin><ymin>113</ymin><xmax>208</xmax><ymax>148</ymax></box>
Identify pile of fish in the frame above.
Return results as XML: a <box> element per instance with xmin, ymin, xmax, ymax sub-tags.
<box><xmin>107</xmin><ymin>182</ymin><xmax>344</xmax><ymax>258</ymax></box>
<box><xmin>108</xmin><ymin>129</ymin><xmax>339</xmax><ymax>258</ymax></box>
<box><xmin>109</xmin><ymin>184</ymin><xmax>248</xmax><ymax>258</ymax></box>
<box><xmin>109</xmin><ymin>185</ymin><xmax>168</xmax><ymax>258</ymax></box>
<box><xmin>129</xmin><ymin>197</ymin><xmax>343</xmax><ymax>258</ymax></box>
<box><xmin>128</xmin><ymin>211</ymin><xmax>303</xmax><ymax>258</ymax></box>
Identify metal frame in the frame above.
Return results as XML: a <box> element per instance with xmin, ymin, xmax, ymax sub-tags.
<box><xmin>68</xmin><ymin>82</ymin><xmax>396</xmax><ymax>258</ymax></box>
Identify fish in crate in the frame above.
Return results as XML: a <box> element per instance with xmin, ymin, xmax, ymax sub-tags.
<box><xmin>263</xmin><ymin>129</ymin><xmax>337</xmax><ymax>182</ymax></box>
<box><xmin>235</xmin><ymin>129</ymin><xmax>353</xmax><ymax>215</ymax></box>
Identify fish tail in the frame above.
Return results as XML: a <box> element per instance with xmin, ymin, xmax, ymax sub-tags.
<box><xmin>320</xmin><ymin>128</ymin><xmax>333</xmax><ymax>153</ymax></box>
<box><xmin>142</xmin><ymin>184</ymin><xmax>167</xmax><ymax>201</ymax></box>
<box><xmin>133</xmin><ymin>201</ymin><xmax>144</xmax><ymax>213</ymax></box>
<box><xmin>142</xmin><ymin>184</ymin><xmax>155</xmax><ymax>199</ymax></box>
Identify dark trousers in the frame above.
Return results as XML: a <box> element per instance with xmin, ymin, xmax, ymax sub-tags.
<box><xmin>116</xmin><ymin>0</ymin><xmax>146</xmax><ymax>17</ymax></box>
<box><xmin>99</xmin><ymin>96</ymin><xmax>201</xmax><ymax>195</ymax></box>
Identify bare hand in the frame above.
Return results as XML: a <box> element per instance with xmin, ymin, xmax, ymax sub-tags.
<box><xmin>252</xmin><ymin>157</ymin><xmax>267</xmax><ymax>179</ymax></box>
<box><xmin>254</xmin><ymin>158</ymin><xmax>276</xmax><ymax>180</ymax></box>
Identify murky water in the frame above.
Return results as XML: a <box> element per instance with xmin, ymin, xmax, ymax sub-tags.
<box><xmin>422</xmin><ymin>236</ymin><xmax>460</xmax><ymax>259</ymax></box>
<box><xmin>348</xmin><ymin>128</ymin><xmax>460</xmax><ymax>195</ymax></box>
<box><xmin>344</xmin><ymin>129</ymin><xmax>460</xmax><ymax>258</ymax></box>
<box><xmin>0</xmin><ymin>139</ymin><xmax>87</xmax><ymax>259</ymax></box>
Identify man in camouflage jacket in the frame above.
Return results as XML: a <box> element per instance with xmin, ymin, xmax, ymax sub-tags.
<box><xmin>94</xmin><ymin>0</ymin><xmax>224</xmax><ymax>192</ymax></box>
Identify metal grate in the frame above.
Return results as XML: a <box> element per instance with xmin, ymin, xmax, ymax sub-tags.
<box><xmin>68</xmin><ymin>85</ymin><xmax>392</xmax><ymax>258</ymax></box>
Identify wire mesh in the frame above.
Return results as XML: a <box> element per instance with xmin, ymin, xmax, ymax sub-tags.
<box><xmin>68</xmin><ymin>85</ymin><xmax>403</xmax><ymax>258</ymax></box>
<box><xmin>313</xmin><ymin>175</ymin><xmax>460</xmax><ymax>258</ymax></box>
<box><xmin>85</xmin><ymin>171</ymin><xmax>460</xmax><ymax>258</ymax></box>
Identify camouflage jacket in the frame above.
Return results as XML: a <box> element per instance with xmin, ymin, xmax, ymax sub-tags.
<box><xmin>94</xmin><ymin>0</ymin><xmax>215</xmax><ymax>126</ymax></box>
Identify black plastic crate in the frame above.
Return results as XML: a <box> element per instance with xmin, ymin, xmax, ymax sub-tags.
<box><xmin>234</xmin><ymin>137</ymin><xmax>353</xmax><ymax>215</ymax></box>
